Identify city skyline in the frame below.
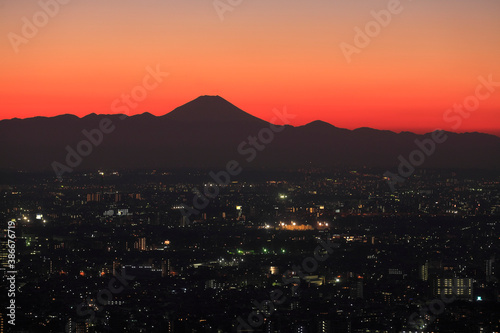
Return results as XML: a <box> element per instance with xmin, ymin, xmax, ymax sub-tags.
<box><xmin>1</xmin><ymin>169</ymin><xmax>499</xmax><ymax>332</ymax></box>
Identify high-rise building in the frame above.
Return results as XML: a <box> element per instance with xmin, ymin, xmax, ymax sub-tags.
<box><xmin>166</xmin><ymin>318</ymin><xmax>174</xmax><ymax>333</ymax></box>
<box><xmin>76</xmin><ymin>323</ymin><xmax>89</xmax><ymax>333</ymax></box>
<box><xmin>161</xmin><ymin>259</ymin><xmax>171</xmax><ymax>277</ymax></box>
<box><xmin>86</xmin><ymin>193</ymin><xmax>102</xmax><ymax>202</ymax></box>
<box><xmin>388</xmin><ymin>268</ymin><xmax>403</xmax><ymax>275</ymax></box>
<box><xmin>432</xmin><ymin>277</ymin><xmax>473</xmax><ymax>301</ymax></box>
<box><xmin>381</xmin><ymin>291</ymin><xmax>392</xmax><ymax>306</ymax></box>
<box><xmin>42</xmin><ymin>257</ymin><xmax>53</xmax><ymax>275</ymax></box>
<box><xmin>66</xmin><ymin>319</ymin><xmax>89</xmax><ymax>333</ymax></box>
<box><xmin>350</xmin><ymin>278</ymin><xmax>364</xmax><ymax>299</ymax></box>
<box><xmin>113</xmin><ymin>261</ymin><xmax>121</xmax><ymax>276</ymax></box>
<box><xmin>0</xmin><ymin>227</ymin><xmax>8</xmax><ymax>268</ymax></box>
<box><xmin>269</xmin><ymin>266</ymin><xmax>279</xmax><ymax>275</ymax></box>
<box><xmin>134</xmin><ymin>237</ymin><xmax>146</xmax><ymax>251</ymax></box>
<box><xmin>349</xmin><ymin>276</ymin><xmax>364</xmax><ymax>299</ymax></box>
<box><xmin>180</xmin><ymin>215</ymin><xmax>189</xmax><ymax>227</ymax></box>
<box><xmin>419</xmin><ymin>261</ymin><xmax>429</xmax><ymax>281</ymax></box>
<box><xmin>485</xmin><ymin>256</ymin><xmax>495</xmax><ymax>282</ymax></box>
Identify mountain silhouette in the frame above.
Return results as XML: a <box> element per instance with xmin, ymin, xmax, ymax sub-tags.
<box><xmin>0</xmin><ymin>96</ymin><xmax>499</xmax><ymax>174</ymax></box>
<box><xmin>162</xmin><ymin>95</ymin><xmax>267</xmax><ymax>124</ymax></box>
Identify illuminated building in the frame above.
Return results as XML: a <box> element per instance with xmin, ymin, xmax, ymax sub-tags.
<box><xmin>134</xmin><ymin>237</ymin><xmax>146</xmax><ymax>251</ymax></box>
<box><xmin>432</xmin><ymin>277</ymin><xmax>473</xmax><ymax>301</ymax></box>
<box><xmin>419</xmin><ymin>261</ymin><xmax>429</xmax><ymax>281</ymax></box>
<box><xmin>162</xmin><ymin>259</ymin><xmax>171</xmax><ymax>277</ymax></box>
<box><xmin>0</xmin><ymin>227</ymin><xmax>7</xmax><ymax>268</ymax></box>
<box><xmin>485</xmin><ymin>256</ymin><xmax>495</xmax><ymax>282</ymax></box>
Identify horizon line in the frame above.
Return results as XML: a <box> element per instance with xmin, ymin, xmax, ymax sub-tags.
<box><xmin>1</xmin><ymin>95</ymin><xmax>499</xmax><ymax>138</ymax></box>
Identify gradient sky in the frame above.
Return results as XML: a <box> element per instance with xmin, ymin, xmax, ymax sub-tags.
<box><xmin>1</xmin><ymin>0</ymin><xmax>499</xmax><ymax>135</ymax></box>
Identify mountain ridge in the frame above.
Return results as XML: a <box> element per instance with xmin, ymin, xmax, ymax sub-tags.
<box><xmin>1</xmin><ymin>96</ymin><xmax>498</xmax><ymax>139</ymax></box>
<box><xmin>0</xmin><ymin>96</ymin><xmax>499</xmax><ymax>172</ymax></box>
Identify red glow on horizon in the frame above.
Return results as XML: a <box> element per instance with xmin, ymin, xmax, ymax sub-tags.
<box><xmin>1</xmin><ymin>95</ymin><xmax>499</xmax><ymax>137</ymax></box>
<box><xmin>1</xmin><ymin>1</ymin><xmax>499</xmax><ymax>137</ymax></box>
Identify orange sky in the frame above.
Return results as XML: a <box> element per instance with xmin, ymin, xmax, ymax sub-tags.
<box><xmin>1</xmin><ymin>0</ymin><xmax>499</xmax><ymax>136</ymax></box>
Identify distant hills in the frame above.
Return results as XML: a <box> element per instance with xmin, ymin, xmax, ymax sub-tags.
<box><xmin>0</xmin><ymin>95</ymin><xmax>499</xmax><ymax>174</ymax></box>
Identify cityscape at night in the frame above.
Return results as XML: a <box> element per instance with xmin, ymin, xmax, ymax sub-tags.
<box><xmin>1</xmin><ymin>0</ymin><xmax>500</xmax><ymax>332</ymax></box>
<box><xmin>1</xmin><ymin>168</ymin><xmax>499</xmax><ymax>332</ymax></box>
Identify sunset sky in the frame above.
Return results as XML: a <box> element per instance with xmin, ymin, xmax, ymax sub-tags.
<box><xmin>1</xmin><ymin>0</ymin><xmax>499</xmax><ymax>136</ymax></box>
